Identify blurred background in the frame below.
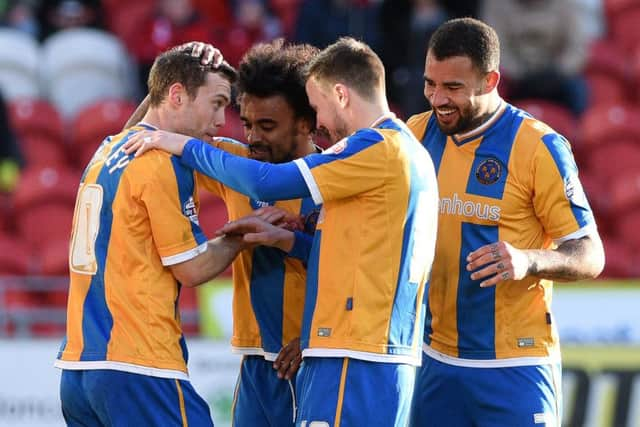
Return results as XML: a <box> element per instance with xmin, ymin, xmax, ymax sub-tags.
<box><xmin>0</xmin><ymin>0</ymin><xmax>638</xmax><ymax>426</ymax></box>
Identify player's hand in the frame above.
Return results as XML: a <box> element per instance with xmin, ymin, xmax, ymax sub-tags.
<box><xmin>216</xmin><ymin>216</ymin><xmax>295</xmax><ymax>252</ymax></box>
<box><xmin>253</xmin><ymin>206</ymin><xmax>304</xmax><ymax>231</ymax></box>
<box><xmin>179</xmin><ymin>41</ymin><xmax>224</xmax><ymax>67</ymax></box>
<box><xmin>123</xmin><ymin>130</ymin><xmax>191</xmax><ymax>157</ymax></box>
<box><xmin>466</xmin><ymin>241</ymin><xmax>530</xmax><ymax>287</ymax></box>
<box><xmin>273</xmin><ymin>337</ymin><xmax>302</xmax><ymax>380</ymax></box>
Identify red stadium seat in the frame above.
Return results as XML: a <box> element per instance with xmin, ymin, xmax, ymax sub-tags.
<box><xmin>103</xmin><ymin>0</ymin><xmax>155</xmax><ymax>48</ymax></box>
<box><xmin>600</xmin><ymin>235</ymin><xmax>634</xmax><ymax>278</ymax></box>
<box><xmin>580</xmin><ymin>103</ymin><xmax>640</xmax><ymax>148</ymax></box>
<box><xmin>70</xmin><ymin>99</ymin><xmax>137</xmax><ymax>168</ymax></box>
<box><xmin>13</xmin><ymin>166</ymin><xmax>79</xmax><ymax>250</ymax></box>
<box><xmin>607</xmin><ymin>170</ymin><xmax>640</xmax><ymax>213</ymax></box>
<box><xmin>514</xmin><ymin>99</ymin><xmax>578</xmax><ymax>142</ymax></box>
<box><xmin>616</xmin><ymin>210</ymin><xmax>640</xmax><ymax>251</ymax></box>
<box><xmin>608</xmin><ymin>5</ymin><xmax>640</xmax><ymax>53</ymax></box>
<box><xmin>7</xmin><ymin>98</ymin><xmax>65</xmax><ymax>144</ymax></box>
<box><xmin>0</xmin><ymin>234</ymin><xmax>31</xmax><ymax>275</ymax></box>
<box><xmin>586</xmin><ymin>73</ymin><xmax>629</xmax><ymax>107</ymax></box>
<box><xmin>39</xmin><ymin>238</ymin><xmax>70</xmax><ymax>277</ymax></box>
<box><xmin>19</xmin><ymin>135</ymin><xmax>69</xmax><ymax>168</ymax></box>
<box><xmin>585</xmin><ymin>141</ymin><xmax>640</xmax><ymax>181</ymax></box>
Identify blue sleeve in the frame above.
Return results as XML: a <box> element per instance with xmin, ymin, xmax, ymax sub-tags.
<box><xmin>181</xmin><ymin>138</ymin><xmax>310</xmax><ymax>201</ymax></box>
<box><xmin>288</xmin><ymin>231</ymin><xmax>313</xmax><ymax>264</ymax></box>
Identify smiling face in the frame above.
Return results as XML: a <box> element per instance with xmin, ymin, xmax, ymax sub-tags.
<box><xmin>305</xmin><ymin>77</ymin><xmax>349</xmax><ymax>144</ymax></box>
<box><xmin>177</xmin><ymin>71</ymin><xmax>231</xmax><ymax>140</ymax></box>
<box><xmin>239</xmin><ymin>93</ymin><xmax>311</xmax><ymax>163</ymax></box>
<box><xmin>424</xmin><ymin>52</ymin><xmax>495</xmax><ymax>135</ymax></box>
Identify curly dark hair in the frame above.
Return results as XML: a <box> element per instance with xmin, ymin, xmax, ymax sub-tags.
<box><xmin>428</xmin><ymin>18</ymin><xmax>500</xmax><ymax>74</ymax></box>
<box><xmin>148</xmin><ymin>45</ymin><xmax>237</xmax><ymax>107</ymax></box>
<box><xmin>237</xmin><ymin>39</ymin><xmax>319</xmax><ymax>128</ymax></box>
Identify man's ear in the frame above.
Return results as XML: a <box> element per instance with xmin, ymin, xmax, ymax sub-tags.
<box><xmin>484</xmin><ymin>70</ymin><xmax>500</xmax><ymax>94</ymax></box>
<box><xmin>334</xmin><ymin>83</ymin><xmax>349</xmax><ymax>109</ymax></box>
<box><xmin>295</xmin><ymin>116</ymin><xmax>314</xmax><ymax>137</ymax></box>
<box><xmin>167</xmin><ymin>82</ymin><xmax>186</xmax><ymax>107</ymax></box>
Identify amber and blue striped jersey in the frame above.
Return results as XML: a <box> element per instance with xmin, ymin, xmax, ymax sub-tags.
<box><xmin>198</xmin><ymin>138</ymin><xmax>319</xmax><ymax>361</ymax></box>
<box><xmin>55</xmin><ymin>125</ymin><xmax>207</xmax><ymax>379</ymax></box>
<box><xmin>407</xmin><ymin>102</ymin><xmax>597</xmax><ymax>367</ymax></box>
<box><xmin>178</xmin><ymin>115</ymin><xmax>439</xmax><ymax>366</ymax></box>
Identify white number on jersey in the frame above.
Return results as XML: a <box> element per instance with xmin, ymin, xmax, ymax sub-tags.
<box><xmin>69</xmin><ymin>183</ymin><xmax>103</xmax><ymax>275</ymax></box>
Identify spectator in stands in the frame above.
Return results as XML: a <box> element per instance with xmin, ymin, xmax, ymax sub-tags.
<box><xmin>0</xmin><ymin>91</ymin><xmax>22</xmax><ymax>192</ymax></box>
<box><xmin>295</xmin><ymin>0</ymin><xmax>381</xmax><ymax>51</ymax></box>
<box><xmin>37</xmin><ymin>0</ymin><xmax>103</xmax><ymax>41</ymax></box>
<box><xmin>439</xmin><ymin>0</ymin><xmax>480</xmax><ymax>18</ymax></box>
<box><xmin>379</xmin><ymin>0</ymin><xmax>448</xmax><ymax>117</ymax></box>
<box><xmin>129</xmin><ymin>0</ymin><xmax>224</xmax><ymax>96</ymax></box>
<box><xmin>0</xmin><ymin>0</ymin><xmax>39</xmax><ymax>38</ymax></box>
<box><xmin>222</xmin><ymin>0</ymin><xmax>283</xmax><ymax>66</ymax></box>
<box><xmin>482</xmin><ymin>0</ymin><xmax>591</xmax><ymax>115</ymax></box>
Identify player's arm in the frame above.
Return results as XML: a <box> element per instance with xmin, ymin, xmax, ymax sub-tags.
<box><xmin>123</xmin><ymin>130</ymin><xmax>311</xmax><ymax>201</ymax></box>
<box><xmin>124</xmin><ymin>95</ymin><xmax>150</xmax><ymax>129</ymax></box>
<box><xmin>169</xmin><ymin>235</ymin><xmax>244</xmax><ymax>288</ymax></box>
<box><xmin>467</xmin><ymin>133</ymin><xmax>605</xmax><ymax>287</ymax></box>
<box><xmin>466</xmin><ymin>233</ymin><xmax>605</xmax><ymax>288</ymax></box>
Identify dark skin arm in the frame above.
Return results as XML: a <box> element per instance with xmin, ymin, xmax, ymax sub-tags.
<box><xmin>466</xmin><ymin>233</ymin><xmax>605</xmax><ymax>288</ymax></box>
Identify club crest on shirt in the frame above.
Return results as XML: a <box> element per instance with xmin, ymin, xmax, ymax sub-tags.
<box><xmin>183</xmin><ymin>196</ymin><xmax>199</xmax><ymax>226</ymax></box>
<box><xmin>475</xmin><ymin>158</ymin><xmax>502</xmax><ymax>185</ymax></box>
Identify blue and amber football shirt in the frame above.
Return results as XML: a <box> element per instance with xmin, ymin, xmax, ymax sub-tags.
<box><xmin>178</xmin><ymin>115</ymin><xmax>439</xmax><ymax>366</ymax></box>
<box><xmin>407</xmin><ymin>102</ymin><xmax>597</xmax><ymax>367</ymax></box>
<box><xmin>55</xmin><ymin>125</ymin><xmax>207</xmax><ymax>380</ymax></box>
<box><xmin>198</xmin><ymin>137</ymin><xmax>319</xmax><ymax>361</ymax></box>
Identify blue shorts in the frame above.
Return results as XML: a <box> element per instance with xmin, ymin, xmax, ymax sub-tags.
<box><xmin>60</xmin><ymin>369</ymin><xmax>213</xmax><ymax>427</ymax></box>
<box><xmin>295</xmin><ymin>357</ymin><xmax>415</xmax><ymax>427</ymax></box>
<box><xmin>232</xmin><ymin>355</ymin><xmax>296</xmax><ymax>426</ymax></box>
<box><xmin>410</xmin><ymin>353</ymin><xmax>562</xmax><ymax>427</ymax></box>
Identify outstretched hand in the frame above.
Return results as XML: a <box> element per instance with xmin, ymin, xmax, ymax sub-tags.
<box><xmin>466</xmin><ymin>241</ymin><xmax>530</xmax><ymax>287</ymax></box>
<box><xmin>273</xmin><ymin>337</ymin><xmax>302</xmax><ymax>380</ymax></box>
<box><xmin>123</xmin><ymin>130</ymin><xmax>192</xmax><ymax>157</ymax></box>
<box><xmin>216</xmin><ymin>216</ymin><xmax>295</xmax><ymax>252</ymax></box>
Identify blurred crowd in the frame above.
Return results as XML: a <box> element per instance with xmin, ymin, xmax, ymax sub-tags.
<box><xmin>0</xmin><ymin>0</ymin><xmax>638</xmax><ymax>282</ymax></box>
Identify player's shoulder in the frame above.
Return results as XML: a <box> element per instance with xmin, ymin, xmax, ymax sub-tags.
<box><xmin>406</xmin><ymin>111</ymin><xmax>433</xmax><ymax>139</ymax></box>
<box><xmin>212</xmin><ymin>136</ymin><xmax>249</xmax><ymax>157</ymax></box>
<box><xmin>508</xmin><ymin>105</ymin><xmax>573</xmax><ymax>159</ymax></box>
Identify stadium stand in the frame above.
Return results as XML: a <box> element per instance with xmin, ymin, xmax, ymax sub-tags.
<box><xmin>41</xmin><ymin>28</ymin><xmax>135</xmax><ymax>118</ymax></box>
<box><xmin>69</xmin><ymin>98</ymin><xmax>137</xmax><ymax>168</ymax></box>
<box><xmin>0</xmin><ymin>28</ymin><xmax>41</xmax><ymax>100</ymax></box>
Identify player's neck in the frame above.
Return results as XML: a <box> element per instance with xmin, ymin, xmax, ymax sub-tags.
<box><xmin>350</xmin><ymin>97</ymin><xmax>391</xmax><ymax>133</ymax></box>
<box><xmin>140</xmin><ymin>108</ymin><xmax>164</xmax><ymax>131</ymax></box>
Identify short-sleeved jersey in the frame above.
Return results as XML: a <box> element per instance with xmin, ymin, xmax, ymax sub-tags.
<box><xmin>407</xmin><ymin>102</ymin><xmax>597</xmax><ymax>367</ymax></box>
<box><xmin>293</xmin><ymin>116</ymin><xmax>439</xmax><ymax>366</ymax></box>
<box><xmin>55</xmin><ymin>125</ymin><xmax>207</xmax><ymax>379</ymax></box>
<box><xmin>199</xmin><ymin>138</ymin><xmax>320</xmax><ymax>360</ymax></box>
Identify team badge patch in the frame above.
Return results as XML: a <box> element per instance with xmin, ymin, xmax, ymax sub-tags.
<box><xmin>183</xmin><ymin>196</ymin><xmax>199</xmax><ymax>225</ymax></box>
<box><xmin>475</xmin><ymin>158</ymin><xmax>502</xmax><ymax>185</ymax></box>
